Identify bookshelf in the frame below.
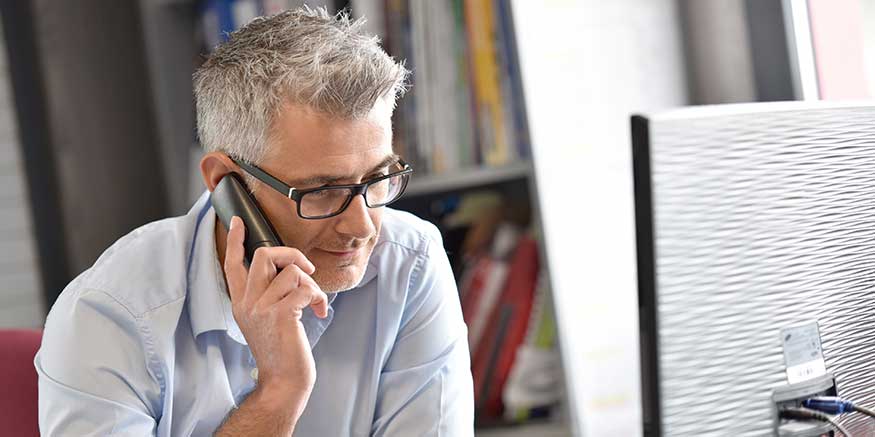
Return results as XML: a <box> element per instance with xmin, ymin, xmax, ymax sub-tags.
<box><xmin>405</xmin><ymin>161</ymin><xmax>532</xmax><ymax>197</ymax></box>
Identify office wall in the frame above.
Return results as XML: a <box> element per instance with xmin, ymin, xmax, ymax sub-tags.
<box><xmin>679</xmin><ymin>0</ymin><xmax>756</xmax><ymax>104</ymax></box>
<box><xmin>865</xmin><ymin>0</ymin><xmax>875</xmax><ymax>91</ymax></box>
<box><xmin>31</xmin><ymin>0</ymin><xmax>168</xmax><ymax>297</ymax></box>
<box><xmin>0</xmin><ymin>13</ymin><xmax>44</xmax><ymax>328</ymax></box>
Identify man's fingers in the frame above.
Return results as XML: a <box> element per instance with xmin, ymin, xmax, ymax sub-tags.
<box><xmin>259</xmin><ymin>264</ymin><xmax>307</xmax><ymax>306</ymax></box>
<box><xmin>249</xmin><ymin>246</ymin><xmax>314</xmax><ymax>274</ymax></box>
<box><xmin>292</xmin><ymin>275</ymin><xmax>328</xmax><ymax>318</ymax></box>
<box><xmin>246</xmin><ymin>245</ymin><xmax>278</xmax><ymax>299</ymax></box>
<box><xmin>223</xmin><ymin>216</ymin><xmax>248</xmax><ymax>303</ymax></box>
<box><xmin>309</xmin><ymin>289</ymin><xmax>329</xmax><ymax>319</ymax></box>
<box><xmin>245</xmin><ymin>246</ymin><xmax>316</xmax><ymax>303</ymax></box>
<box><xmin>261</xmin><ymin>265</ymin><xmax>329</xmax><ymax>319</ymax></box>
<box><xmin>267</xmin><ymin>248</ymin><xmax>316</xmax><ymax>274</ymax></box>
<box><xmin>277</xmin><ymin>278</ymin><xmax>329</xmax><ymax>319</ymax></box>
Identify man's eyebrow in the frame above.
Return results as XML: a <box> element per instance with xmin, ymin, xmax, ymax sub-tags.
<box><xmin>290</xmin><ymin>154</ymin><xmax>401</xmax><ymax>187</ymax></box>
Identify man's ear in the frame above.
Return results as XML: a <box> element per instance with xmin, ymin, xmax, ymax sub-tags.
<box><xmin>200</xmin><ymin>152</ymin><xmax>237</xmax><ymax>192</ymax></box>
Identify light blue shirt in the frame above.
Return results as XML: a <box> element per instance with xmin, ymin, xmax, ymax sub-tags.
<box><xmin>36</xmin><ymin>191</ymin><xmax>474</xmax><ymax>436</ymax></box>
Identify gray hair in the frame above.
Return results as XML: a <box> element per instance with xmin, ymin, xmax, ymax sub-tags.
<box><xmin>194</xmin><ymin>6</ymin><xmax>409</xmax><ymax>168</ymax></box>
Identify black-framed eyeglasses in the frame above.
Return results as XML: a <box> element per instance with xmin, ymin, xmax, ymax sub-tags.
<box><xmin>231</xmin><ymin>157</ymin><xmax>413</xmax><ymax>220</ymax></box>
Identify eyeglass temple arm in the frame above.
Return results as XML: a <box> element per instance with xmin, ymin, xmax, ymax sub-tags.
<box><xmin>231</xmin><ymin>157</ymin><xmax>296</xmax><ymax>198</ymax></box>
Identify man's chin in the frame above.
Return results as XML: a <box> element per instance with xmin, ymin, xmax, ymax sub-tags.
<box><xmin>314</xmin><ymin>264</ymin><xmax>368</xmax><ymax>293</ymax></box>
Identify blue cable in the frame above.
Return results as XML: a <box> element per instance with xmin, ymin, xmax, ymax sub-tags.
<box><xmin>802</xmin><ymin>397</ymin><xmax>857</xmax><ymax>415</ymax></box>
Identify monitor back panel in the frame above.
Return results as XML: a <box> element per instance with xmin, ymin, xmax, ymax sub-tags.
<box><xmin>635</xmin><ymin>103</ymin><xmax>875</xmax><ymax>435</ymax></box>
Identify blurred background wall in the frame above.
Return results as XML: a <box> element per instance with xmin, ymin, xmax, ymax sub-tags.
<box><xmin>2</xmin><ymin>1</ymin><xmax>168</xmax><ymax>314</ymax></box>
<box><xmin>0</xmin><ymin>12</ymin><xmax>42</xmax><ymax>328</ymax></box>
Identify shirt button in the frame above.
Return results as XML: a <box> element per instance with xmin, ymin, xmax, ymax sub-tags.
<box><xmin>250</xmin><ymin>367</ymin><xmax>259</xmax><ymax>381</ymax></box>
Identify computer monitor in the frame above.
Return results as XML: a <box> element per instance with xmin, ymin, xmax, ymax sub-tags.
<box><xmin>633</xmin><ymin>101</ymin><xmax>875</xmax><ymax>436</ymax></box>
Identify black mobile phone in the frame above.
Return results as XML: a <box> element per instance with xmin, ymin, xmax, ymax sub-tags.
<box><xmin>211</xmin><ymin>172</ymin><xmax>283</xmax><ymax>265</ymax></box>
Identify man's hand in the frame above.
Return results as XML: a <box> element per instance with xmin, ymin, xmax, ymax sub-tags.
<box><xmin>215</xmin><ymin>215</ymin><xmax>328</xmax><ymax>436</ymax></box>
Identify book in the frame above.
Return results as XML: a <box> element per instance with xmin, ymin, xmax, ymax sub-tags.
<box><xmin>502</xmin><ymin>272</ymin><xmax>562</xmax><ymax>421</ymax></box>
<box><xmin>471</xmin><ymin>232</ymin><xmax>540</xmax><ymax>419</ymax></box>
<box><xmin>351</xmin><ymin>0</ymin><xmax>530</xmax><ymax>175</ymax></box>
<box><xmin>494</xmin><ymin>0</ymin><xmax>529</xmax><ymax>160</ymax></box>
<box><xmin>464</xmin><ymin>0</ymin><xmax>511</xmax><ymax>168</ymax></box>
<box><xmin>452</xmin><ymin>0</ymin><xmax>478</xmax><ymax>169</ymax></box>
<box><xmin>465</xmin><ymin>258</ymin><xmax>509</xmax><ymax>353</ymax></box>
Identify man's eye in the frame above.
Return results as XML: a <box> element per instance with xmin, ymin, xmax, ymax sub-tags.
<box><xmin>308</xmin><ymin>190</ymin><xmax>331</xmax><ymax>198</ymax></box>
<box><xmin>368</xmin><ymin>170</ymin><xmax>389</xmax><ymax>180</ymax></box>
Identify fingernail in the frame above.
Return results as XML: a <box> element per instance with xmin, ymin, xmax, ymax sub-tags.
<box><xmin>230</xmin><ymin>216</ymin><xmax>239</xmax><ymax>229</ymax></box>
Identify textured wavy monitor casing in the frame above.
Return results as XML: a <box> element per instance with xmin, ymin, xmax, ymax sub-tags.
<box><xmin>643</xmin><ymin>103</ymin><xmax>875</xmax><ymax>436</ymax></box>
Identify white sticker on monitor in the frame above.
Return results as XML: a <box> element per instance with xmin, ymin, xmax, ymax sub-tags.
<box><xmin>781</xmin><ymin>321</ymin><xmax>827</xmax><ymax>384</ymax></box>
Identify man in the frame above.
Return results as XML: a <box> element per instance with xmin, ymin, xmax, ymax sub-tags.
<box><xmin>36</xmin><ymin>7</ymin><xmax>473</xmax><ymax>436</ymax></box>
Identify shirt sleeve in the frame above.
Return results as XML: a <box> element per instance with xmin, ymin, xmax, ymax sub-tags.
<box><xmin>371</xmin><ymin>230</ymin><xmax>475</xmax><ymax>437</ymax></box>
<box><xmin>36</xmin><ymin>287</ymin><xmax>162</xmax><ymax>436</ymax></box>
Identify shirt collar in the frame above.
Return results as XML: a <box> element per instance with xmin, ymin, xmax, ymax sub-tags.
<box><xmin>186</xmin><ymin>190</ymin><xmax>375</xmax><ymax>348</ymax></box>
<box><xmin>186</xmin><ymin>191</ymin><xmax>228</xmax><ymax>340</ymax></box>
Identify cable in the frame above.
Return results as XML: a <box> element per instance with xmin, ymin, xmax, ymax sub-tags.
<box><xmin>803</xmin><ymin>396</ymin><xmax>875</xmax><ymax>419</ymax></box>
<box><xmin>779</xmin><ymin>406</ymin><xmax>852</xmax><ymax>437</ymax></box>
<box><xmin>803</xmin><ymin>397</ymin><xmax>854</xmax><ymax>415</ymax></box>
<box><xmin>851</xmin><ymin>404</ymin><xmax>875</xmax><ymax>420</ymax></box>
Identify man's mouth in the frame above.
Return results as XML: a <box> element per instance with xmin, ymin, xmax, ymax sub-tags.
<box><xmin>319</xmin><ymin>248</ymin><xmax>361</xmax><ymax>260</ymax></box>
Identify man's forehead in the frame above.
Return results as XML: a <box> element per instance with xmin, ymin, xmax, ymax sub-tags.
<box><xmin>271</xmin><ymin>105</ymin><xmax>391</xmax><ymax>150</ymax></box>
<box><xmin>264</xmin><ymin>100</ymin><xmax>396</xmax><ymax>184</ymax></box>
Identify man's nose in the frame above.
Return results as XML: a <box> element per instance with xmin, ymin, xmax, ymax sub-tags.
<box><xmin>334</xmin><ymin>194</ymin><xmax>376</xmax><ymax>240</ymax></box>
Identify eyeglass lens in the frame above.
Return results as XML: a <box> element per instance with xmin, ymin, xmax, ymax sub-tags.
<box><xmin>298</xmin><ymin>173</ymin><xmax>407</xmax><ymax>218</ymax></box>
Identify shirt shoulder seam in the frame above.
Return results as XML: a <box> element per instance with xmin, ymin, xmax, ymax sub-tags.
<box><xmin>80</xmin><ymin>288</ymin><xmax>168</xmax><ymax>411</ymax></box>
<box><xmin>78</xmin><ymin>281</ymin><xmax>187</xmax><ymax>317</ymax></box>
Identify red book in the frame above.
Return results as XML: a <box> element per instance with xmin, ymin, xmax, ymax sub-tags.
<box><xmin>460</xmin><ymin>255</ymin><xmax>493</xmax><ymax>322</ymax></box>
<box><xmin>470</xmin><ymin>235</ymin><xmax>540</xmax><ymax>419</ymax></box>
